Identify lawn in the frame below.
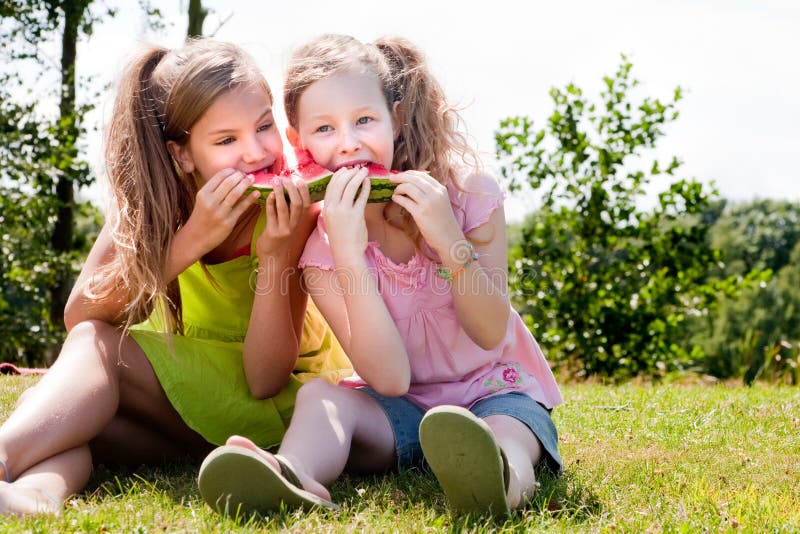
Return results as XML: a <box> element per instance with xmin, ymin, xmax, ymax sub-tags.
<box><xmin>1</xmin><ymin>375</ymin><xmax>798</xmax><ymax>532</ymax></box>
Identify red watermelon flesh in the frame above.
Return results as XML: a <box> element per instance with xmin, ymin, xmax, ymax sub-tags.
<box><xmin>247</xmin><ymin>151</ymin><xmax>398</xmax><ymax>203</ymax></box>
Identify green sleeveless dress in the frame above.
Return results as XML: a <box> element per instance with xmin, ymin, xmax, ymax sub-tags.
<box><xmin>130</xmin><ymin>213</ymin><xmax>351</xmax><ymax>449</ymax></box>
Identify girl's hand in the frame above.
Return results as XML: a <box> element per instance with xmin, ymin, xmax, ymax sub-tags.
<box><xmin>389</xmin><ymin>171</ymin><xmax>463</xmax><ymax>254</ymax></box>
<box><xmin>256</xmin><ymin>175</ymin><xmax>311</xmax><ymax>258</ymax></box>
<box><xmin>322</xmin><ymin>166</ymin><xmax>371</xmax><ymax>260</ymax></box>
<box><xmin>183</xmin><ymin>168</ymin><xmax>261</xmax><ymax>256</ymax></box>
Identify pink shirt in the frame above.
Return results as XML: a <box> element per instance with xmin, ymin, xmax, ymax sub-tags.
<box><xmin>299</xmin><ymin>172</ymin><xmax>563</xmax><ymax>411</ymax></box>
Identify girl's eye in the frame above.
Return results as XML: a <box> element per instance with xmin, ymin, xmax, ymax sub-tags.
<box><xmin>357</xmin><ymin>117</ymin><xmax>371</xmax><ymax>125</ymax></box>
<box><xmin>216</xmin><ymin>137</ymin><xmax>234</xmax><ymax>146</ymax></box>
<box><xmin>316</xmin><ymin>125</ymin><xmax>332</xmax><ymax>133</ymax></box>
<box><xmin>257</xmin><ymin>122</ymin><xmax>273</xmax><ymax>132</ymax></box>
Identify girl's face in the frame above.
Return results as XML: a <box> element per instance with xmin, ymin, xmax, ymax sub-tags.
<box><xmin>170</xmin><ymin>85</ymin><xmax>283</xmax><ymax>181</ymax></box>
<box><xmin>288</xmin><ymin>70</ymin><xmax>397</xmax><ymax>171</ymax></box>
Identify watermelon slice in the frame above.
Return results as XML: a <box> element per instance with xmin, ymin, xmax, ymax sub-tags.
<box><xmin>248</xmin><ymin>152</ymin><xmax>397</xmax><ymax>204</ymax></box>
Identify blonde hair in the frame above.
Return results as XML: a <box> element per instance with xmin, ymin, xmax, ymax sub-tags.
<box><xmin>92</xmin><ymin>38</ymin><xmax>271</xmax><ymax>333</ymax></box>
<box><xmin>284</xmin><ymin>34</ymin><xmax>478</xmax><ymax>184</ymax></box>
<box><xmin>284</xmin><ymin>34</ymin><xmax>478</xmax><ymax>247</ymax></box>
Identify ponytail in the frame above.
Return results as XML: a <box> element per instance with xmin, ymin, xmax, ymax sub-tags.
<box><xmin>93</xmin><ymin>46</ymin><xmax>187</xmax><ymax>332</ymax></box>
<box><xmin>373</xmin><ymin>37</ymin><xmax>477</xmax><ymax>185</ymax></box>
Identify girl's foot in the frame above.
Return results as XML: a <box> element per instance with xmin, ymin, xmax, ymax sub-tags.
<box><xmin>225</xmin><ymin>436</ymin><xmax>331</xmax><ymax>501</ymax></box>
<box><xmin>197</xmin><ymin>436</ymin><xmax>337</xmax><ymax>516</ymax></box>
<box><xmin>419</xmin><ymin>406</ymin><xmax>513</xmax><ymax>516</ymax></box>
<box><xmin>0</xmin><ymin>482</ymin><xmax>61</xmax><ymax>516</ymax></box>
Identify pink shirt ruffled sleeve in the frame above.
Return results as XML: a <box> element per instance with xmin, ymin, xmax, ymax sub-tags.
<box><xmin>448</xmin><ymin>172</ymin><xmax>506</xmax><ymax>234</ymax></box>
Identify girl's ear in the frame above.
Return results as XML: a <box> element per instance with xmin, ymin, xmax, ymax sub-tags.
<box><xmin>167</xmin><ymin>141</ymin><xmax>195</xmax><ymax>174</ymax></box>
<box><xmin>285</xmin><ymin>126</ymin><xmax>301</xmax><ymax>148</ymax></box>
<box><xmin>391</xmin><ymin>101</ymin><xmax>402</xmax><ymax>140</ymax></box>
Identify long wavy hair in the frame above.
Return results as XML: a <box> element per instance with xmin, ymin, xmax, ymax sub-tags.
<box><xmin>283</xmin><ymin>33</ymin><xmax>479</xmax><ymax>248</ymax></box>
<box><xmin>90</xmin><ymin>38</ymin><xmax>271</xmax><ymax>333</ymax></box>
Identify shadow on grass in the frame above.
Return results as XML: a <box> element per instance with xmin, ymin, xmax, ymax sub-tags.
<box><xmin>82</xmin><ymin>461</ymin><xmax>601</xmax><ymax>530</ymax></box>
<box><xmin>528</xmin><ymin>467</ymin><xmax>602</xmax><ymax>521</ymax></box>
<box><xmin>85</xmin><ymin>460</ymin><xmax>199</xmax><ymax>503</ymax></box>
<box><xmin>335</xmin><ymin>465</ymin><xmax>602</xmax><ymax>529</ymax></box>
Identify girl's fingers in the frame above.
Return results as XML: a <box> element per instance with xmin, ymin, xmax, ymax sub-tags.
<box><xmin>264</xmin><ymin>190</ymin><xmax>278</xmax><ymax>224</ymax></box>
<box><xmin>341</xmin><ymin>167</ymin><xmax>370</xmax><ymax>203</ymax></box>
<box><xmin>354</xmin><ymin>176</ymin><xmax>371</xmax><ymax>209</ymax></box>
<box><xmin>282</xmin><ymin>177</ymin><xmax>303</xmax><ymax>207</ymax></box>
<box><xmin>325</xmin><ymin>167</ymin><xmax>363</xmax><ymax>204</ymax></box>
<box><xmin>271</xmin><ymin>180</ymin><xmax>290</xmax><ymax>224</ymax></box>
<box><xmin>281</xmin><ymin>178</ymin><xmax>305</xmax><ymax>229</ymax></box>
<box><xmin>214</xmin><ymin>170</ymin><xmax>249</xmax><ymax>200</ymax></box>
<box><xmin>391</xmin><ymin>181</ymin><xmax>425</xmax><ymax>203</ymax></box>
<box><xmin>389</xmin><ymin>191</ymin><xmax>416</xmax><ymax>218</ymax></box>
<box><xmin>300</xmin><ymin>183</ymin><xmax>312</xmax><ymax>207</ymax></box>
<box><xmin>222</xmin><ymin>173</ymin><xmax>256</xmax><ymax>208</ymax></box>
<box><xmin>229</xmin><ymin>190</ymin><xmax>260</xmax><ymax>222</ymax></box>
<box><xmin>204</xmin><ymin>168</ymin><xmax>239</xmax><ymax>192</ymax></box>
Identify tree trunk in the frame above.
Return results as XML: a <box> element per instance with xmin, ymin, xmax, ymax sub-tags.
<box><xmin>48</xmin><ymin>2</ymin><xmax>81</xmax><ymax>333</ymax></box>
<box><xmin>187</xmin><ymin>0</ymin><xmax>207</xmax><ymax>37</ymax></box>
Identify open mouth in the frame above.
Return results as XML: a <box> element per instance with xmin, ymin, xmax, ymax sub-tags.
<box><xmin>333</xmin><ymin>160</ymin><xmax>374</xmax><ymax>172</ymax></box>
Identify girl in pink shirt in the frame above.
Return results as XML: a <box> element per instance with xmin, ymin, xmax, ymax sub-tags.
<box><xmin>199</xmin><ymin>34</ymin><xmax>563</xmax><ymax>517</ymax></box>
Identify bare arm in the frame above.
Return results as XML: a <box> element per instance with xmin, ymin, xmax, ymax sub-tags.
<box><xmin>65</xmin><ymin>168</ymin><xmax>260</xmax><ymax>331</ymax></box>
<box><xmin>63</xmin><ymin>222</ymin><xmax>206</xmax><ymax>331</ymax></box>
<box><xmin>391</xmin><ymin>171</ymin><xmax>510</xmax><ymax>349</ymax></box>
<box><xmin>442</xmin><ymin>206</ymin><xmax>511</xmax><ymax>349</ymax></box>
<box><xmin>241</xmin><ymin>181</ymin><xmax>315</xmax><ymax>398</ymax></box>
<box><xmin>303</xmin><ymin>262</ymin><xmax>410</xmax><ymax>397</ymax></box>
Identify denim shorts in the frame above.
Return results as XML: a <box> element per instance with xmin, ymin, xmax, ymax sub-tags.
<box><xmin>358</xmin><ymin>389</ymin><xmax>562</xmax><ymax>474</ymax></box>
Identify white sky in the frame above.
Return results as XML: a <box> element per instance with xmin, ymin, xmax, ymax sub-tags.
<box><xmin>59</xmin><ymin>0</ymin><xmax>800</xmax><ymax>221</ymax></box>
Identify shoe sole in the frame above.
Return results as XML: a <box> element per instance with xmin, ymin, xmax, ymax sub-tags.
<box><xmin>197</xmin><ymin>444</ymin><xmax>338</xmax><ymax>517</ymax></box>
<box><xmin>419</xmin><ymin>405</ymin><xmax>510</xmax><ymax>516</ymax></box>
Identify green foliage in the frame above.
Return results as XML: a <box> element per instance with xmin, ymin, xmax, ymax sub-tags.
<box><xmin>0</xmin><ymin>182</ymin><xmax>101</xmax><ymax>363</ymax></box>
<box><xmin>496</xmin><ymin>57</ymin><xmax>753</xmax><ymax>380</ymax></box>
<box><xmin>0</xmin><ymin>1</ymin><xmax>101</xmax><ymax>364</ymax></box>
<box><xmin>693</xmin><ymin>200</ymin><xmax>800</xmax><ymax>383</ymax></box>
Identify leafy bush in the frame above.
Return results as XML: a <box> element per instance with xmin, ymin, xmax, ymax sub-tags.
<box><xmin>496</xmin><ymin>57</ymin><xmax>756</xmax><ymax>380</ymax></box>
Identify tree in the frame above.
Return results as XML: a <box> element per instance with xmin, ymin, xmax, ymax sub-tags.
<box><xmin>187</xmin><ymin>0</ymin><xmax>208</xmax><ymax>37</ymax></box>
<box><xmin>495</xmin><ymin>57</ymin><xmax>754</xmax><ymax>380</ymax></box>
<box><xmin>693</xmin><ymin>200</ymin><xmax>800</xmax><ymax>382</ymax></box>
<box><xmin>0</xmin><ymin>1</ymin><xmax>160</xmax><ymax>363</ymax></box>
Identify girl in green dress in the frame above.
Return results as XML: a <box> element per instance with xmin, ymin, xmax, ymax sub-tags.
<box><xmin>0</xmin><ymin>38</ymin><xmax>350</xmax><ymax>516</ymax></box>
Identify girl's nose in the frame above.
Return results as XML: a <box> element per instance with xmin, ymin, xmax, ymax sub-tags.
<box><xmin>242</xmin><ymin>134</ymin><xmax>267</xmax><ymax>163</ymax></box>
<box><xmin>337</xmin><ymin>127</ymin><xmax>361</xmax><ymax>153</ymax></box>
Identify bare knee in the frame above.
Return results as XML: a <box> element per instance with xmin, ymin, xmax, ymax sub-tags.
<box><xmin>64</xmin><ymin>319</ymin><xmax>138</xmax><ymax>370</ymax></box>
<box><xmin>295</xmin><ymin>378</ymin><xmax>343</xmax><ymax>407</ymax></box>
<box><xmin>293</xmin><ymin>379</ymin><xmax>371</xmax><ymax>419</ymax></box>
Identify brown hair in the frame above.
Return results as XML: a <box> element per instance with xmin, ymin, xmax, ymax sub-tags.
<box><xmin>91</xmin><ymin>38</ymin><xmax>271</xmax><ymax>333</ymax></box>
<box><xmin>283</xmin><ymin>34</ymin><xmax>479</xmax><ymax>248</ymax></box>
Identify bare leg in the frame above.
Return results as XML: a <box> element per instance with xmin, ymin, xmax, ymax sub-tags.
<box><xmin>227</xmin><ymin>379</ymin><xmax>395</xmax><ymax>500</ymax></box>
<box><xmin>483</xmin><ymin>414</ymin><xmax>543</xmax><ymax>509</ymax></box>
<box><xmin>0</xmin><ymin>446</ymin><xmax>90</xmax><ymax>516</ymax></box>
<box><xmin>0</xmin><ymin>320</ymin><xmax>208</xmax><ymax>515</ymax></box>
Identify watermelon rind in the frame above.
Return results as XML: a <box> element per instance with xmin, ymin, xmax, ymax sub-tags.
<box><xmin>247</xmin><ymin>174</ymin><xmax>397</xmax><ymax>204</ymax></box>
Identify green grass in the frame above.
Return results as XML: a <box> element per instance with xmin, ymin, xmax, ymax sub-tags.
<box><xmin>1</xmin><ymin>376</ymin><xmax>799</xmax><ymax>532</ymax></box>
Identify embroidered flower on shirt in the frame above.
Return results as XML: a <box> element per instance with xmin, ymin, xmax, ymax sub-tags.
<box><xmin>483</xmin><ymin>364</ymin><xmax>524</xmax><ymax>392</ymax></box>
<box><xmin>503</xmin><ymin>367</ymin><xmax>519</xmax><ymax>384</ymax></box>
